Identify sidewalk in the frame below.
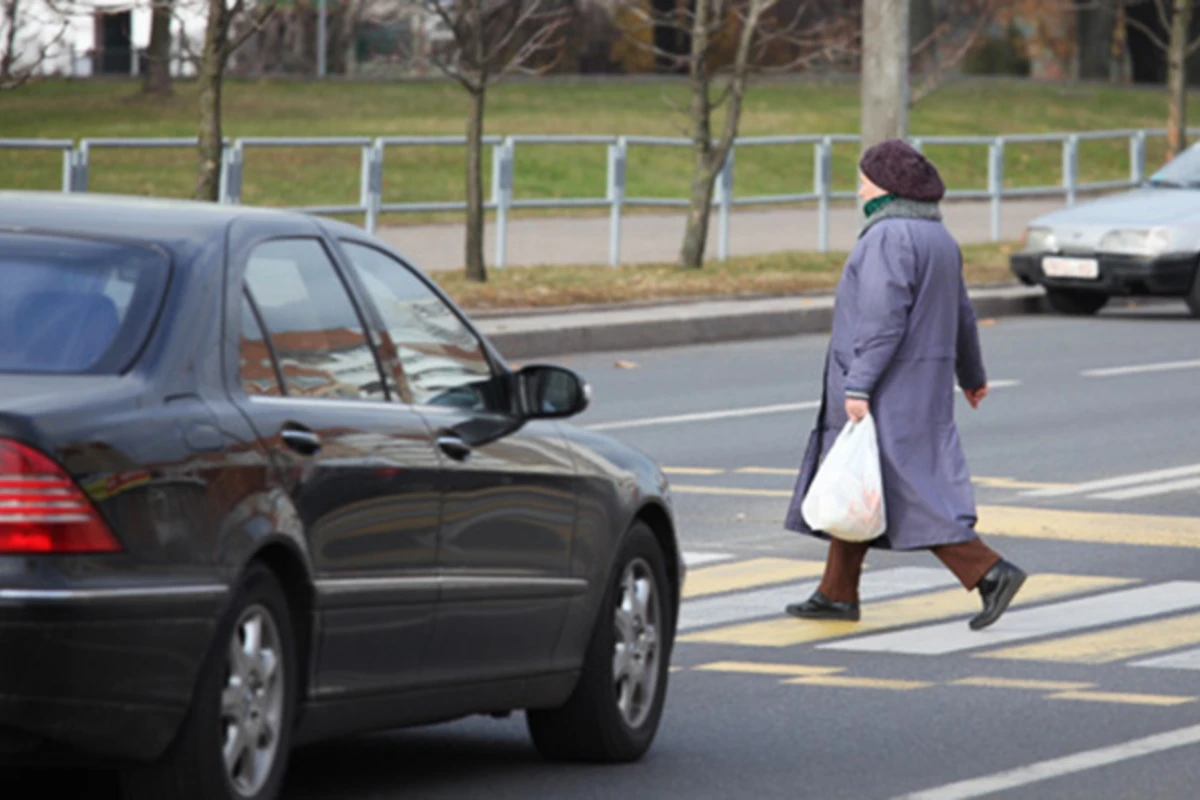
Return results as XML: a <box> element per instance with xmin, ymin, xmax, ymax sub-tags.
<box><xmin>476</xmin><ymin>285</ymin><xmax>1047</xmax><ymax>360</ymax></box>
<box><xmin>376</xmin><ymin>198</ymin><xmax>1064</xmax><ymax>272</ymax></box>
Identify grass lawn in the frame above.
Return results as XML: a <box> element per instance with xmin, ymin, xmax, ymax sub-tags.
<box><xmin>431</xmin><ymin>242</ymin><xmax>1017</xmax><ymax>311</ymax></box>
<box><xmin>0</xmin><ymin>77</ymin><xmax>1187</xmax><ymax>226</ymax></box>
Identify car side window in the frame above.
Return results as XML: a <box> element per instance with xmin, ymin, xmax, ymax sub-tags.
<box><xmin>338</xmin><ymin>241</ymin><xmax>499</xmax><ymax>411</ymax></box>
<box><xmin>243</xmin><ymin>238</ymin><xmax>386</xmax><ymax>401</ymax></box>
<box><xmin>239</xmin><ymin>293</ymin><xmax>282</xmax><ymax>397</ymax></box>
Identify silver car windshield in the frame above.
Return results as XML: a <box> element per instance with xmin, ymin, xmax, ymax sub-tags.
<box><xmin>1150</xmin><ymin>143</ymin><xmax>1200</xmax><ymax>187</ymax></box>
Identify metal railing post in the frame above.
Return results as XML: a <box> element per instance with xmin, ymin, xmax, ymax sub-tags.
<box><xmin>988</xmin><ymin>138</ymin><xmax>1005</xmax><ymax>242</ymax></box>
<box><xmin>71</xmin><ymin>143</ymin><xmax>89</xmax><ymax>193</ymax></box>
<box><xmin>61</xmin><ymin>147</ymin><xmax>74</xmax><ymax>192</ymax></box>
<box><xmin>1063</xmin><ymin>134</ymin><xmax>1079</xmax><ymax>206</ymax></box>
<box><xmin>717</xmin><ymin>146</ymin><xmax>734</xmax><ymax>262</ymax></box>
<box><xmin>910</xmin><ymin>137</ymin><xmax>924</xmax><ymax>153</ymax></box>
<box><xmin>815</xmin><ymin>137</ymin><xmax>832</xmax><ymax>253</ymax></box>
<box><xmin>360</xmin><ymin>141</ymin><xmax>383</xmax><ymax>232</ymax></box>
<box><xmin>220</xmin><ymin>141</ymin><xmax>243</xmax><ymax>205</ymax></box>
<box><xmin>493</xmin><ymin>138</ymin><xmax>514</xmax><ymax>270</ymax></box>
<box><xmin>607</xmin><ymin>137</ymin><xmax>627</xmax><ymax>267</ymax></box>
<box><xmin>1131</xmin><ymin>130</ymin><xmax>1147</xmax><ymax>186</ymax></box>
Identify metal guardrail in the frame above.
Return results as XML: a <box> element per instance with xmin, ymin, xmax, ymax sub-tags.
<box><xmin>0</xmin><ymin>128</ymin><xmax>1179</xmax><ymax>267</ymax></box>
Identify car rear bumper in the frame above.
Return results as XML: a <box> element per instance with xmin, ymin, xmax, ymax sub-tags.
<box><xmin>1010</xmin><ymin>252</ymin><xmax>1197</xmax><ymax>296</ymax></box>
<box><xmin>0</xmin><ymin>583</ymin><xmax>227</xmax><ymax>763</ymax></box>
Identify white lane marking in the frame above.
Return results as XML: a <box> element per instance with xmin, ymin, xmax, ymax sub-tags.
<box><xmin>1090</xmin><ymin>476</ymin><xmax>1200</xmax><ymax>501</ymax></box>
<box><xmin>1022</xmin><ymin>463</ymin><xmax>1200</xmax><ymax>498</ymax></box>
<box><xmin>586</xmin><ymin>381</ymin><xmax>1020</xmax><ymax>433</ymax></box>
<box><xmin>586</xmin><ymin>402</ymin><xmax>819</xmax><ymax>432</ymax></box>
<box><xmin>678</xmin><ymin>567</ymin><xmax>957</xmax><ymax>632</ymax></box>
<box><xmin>821</xmin><ymin>581</ymin><xmax>1200</xmax><ymax>656</ymax></box>
<box><xmin>892</xmin><ymin>723</ymin><xmax>1200</xmax><ymax>800</ymax></box>
<box><xmin>682</xmin><ymin>552</ymin><xmax>736</xmax><ymax>568</ymax></box>
<box><xmin>1132</xmin><ymin>646</ymin><xmax>1200</xmax><ymax>672</ymax></box>
<box><xmin>1082</xmin><ymin>359</ymin><xmax>1200</xmax><ymax>378</ymax></box>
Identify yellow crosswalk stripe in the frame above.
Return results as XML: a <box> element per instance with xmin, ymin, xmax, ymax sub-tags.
<box><xmin>1047</xmin><ymin>690</ymin><xmax>1196</xmax><ymax>707</ymax></box>
<box><xmin>976</xmin><ymin>505</ymin><xmax>1200</xmax><ymax>549</ymax></box>
<box><xmin>972</xmin><ymin>477</ymin><xmax>1071</xmax><ymax>491</ymax></box>
<box><xmin>736</xmin><ymin>467</ymin><xmax>796</xmax><ymax>476</ymax></box>
<box><xmin>951</xmin><ymin>676</ymin><xmax>1094</xmax><ymax>691</ymax></box>
<box><xmin>682</xmin><ymin>557</ymin><xmax>826</xmax><ymax>599</ymax></box>
<box><xmin>978</xmin><ymin>611</ymin><xmax>1200</xmax><ymax>665</ymax></box>
<box><xmin>678</xmin><ymin>574</ymin><xmax>1134</xmax><ymax>646</ymax></box>
<box><xmin>663</xmin><ymin>467</ymin><xmax>726</xmax><ymax>476</ymax></box>
<box><xmin>784</xmin><ymin>675</ymin><xmax>934</xmax><ymax>691</ymax></box>
<box><xmin>693</xmin><ymin>661</ymin><xmax>841</xmax><ymax>677</ymax></box>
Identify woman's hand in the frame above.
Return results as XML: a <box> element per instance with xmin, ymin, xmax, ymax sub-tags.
<box><xmin>964</xmin><ymin>383</ymin><xmax>989</xmax><ymax>409</ymax></box>
<box><xmin>845</xmin><ymin>398</ymin><xmax>869</xmax><ymax>422</ymax></box>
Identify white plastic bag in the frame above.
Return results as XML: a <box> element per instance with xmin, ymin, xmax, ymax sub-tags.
<box><xmin>800</xmin><ymin>414</ymin><xmax>887</xmax><ymax>543</ymax></box>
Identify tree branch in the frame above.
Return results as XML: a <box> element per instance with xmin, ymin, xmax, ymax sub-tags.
<box><xmin>1126</xmin><ymin>13</ymin><xmax>1169</xmax><ymax>51</ymax></box>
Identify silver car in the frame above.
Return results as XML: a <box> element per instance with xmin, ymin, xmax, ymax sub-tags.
<box><xmin>1011</xmin><ymin>144</ymin><xmax>1200</xmax><ymax>317</ymax></box>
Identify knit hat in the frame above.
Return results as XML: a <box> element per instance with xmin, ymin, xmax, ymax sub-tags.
<box><xmin>859</xmin><ymin>139</ymin><xmax>946</xmax><ymax>203</ymax></box>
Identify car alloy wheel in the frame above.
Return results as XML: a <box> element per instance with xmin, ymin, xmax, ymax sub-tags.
<box><xmin>222</xmin><ymin>605</ymin><xmax>286</xmax><ymax>798</ymax></box>
<box><xmin>612</xmin><ymin>558</ymin><xmax>661</xmax><ymax>730</ymax></box>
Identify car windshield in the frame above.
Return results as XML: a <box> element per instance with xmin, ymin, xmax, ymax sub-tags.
<box><xmin>0</xmin><ymin>232</ymin><xmax>170</xmax><ymax>374</ymax></box>
<box><xmin>1149</xmin><ymin>143</ymin><xmax>1200</xmax><ymax>187</ymax></box>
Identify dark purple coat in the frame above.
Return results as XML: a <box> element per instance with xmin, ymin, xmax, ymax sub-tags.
<box><xmin>784</xmin><ymin>207</ymin><xmax>987</xmax><ymax>550</ymax></box>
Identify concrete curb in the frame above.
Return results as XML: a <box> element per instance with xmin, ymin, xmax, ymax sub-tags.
<box><xmin>475</xmin><ymin>286</ymin><xmax>1047</xmax><ymax>360</ymax></box>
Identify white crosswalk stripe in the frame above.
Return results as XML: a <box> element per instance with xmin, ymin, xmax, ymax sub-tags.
<box><xmin>1021</xmin><ymin>463</ymin><xmax>1200</xmax><ymax>499</ymax></box>
<box><xmin>682</xmin><ymin>551</ymin><xmax>737</xmax><ymax>568</ymax></box>
<box><xmin>1131</xmin><ymin>647</ymin><xmax>1200</xmax><ymax>672</ymax></box>
<box><xmin>820</xmin><ymin>581</ymin><xmax>1200</xmax><ymax>656</ymax></box>
<box><xmin>679</xmin><ymin>567</ymin><xmax>957</xmax><ymax>632</ymax></box>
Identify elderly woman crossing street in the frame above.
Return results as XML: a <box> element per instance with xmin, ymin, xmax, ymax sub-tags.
<box><xmin>784</xmin><ymin>139</ymin><xmax>1026</xmax><ymax>631</ymax></box>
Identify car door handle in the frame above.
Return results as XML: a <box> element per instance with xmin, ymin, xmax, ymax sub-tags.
<box><xmin>437</xmin><ymin>434</ymin><xmax>472</xmax><ymax>461</ymax></box>
<box><xmin>281</xmin><ymin>426</ymin><xmax>322</xmax><ymax>456</ymax></box>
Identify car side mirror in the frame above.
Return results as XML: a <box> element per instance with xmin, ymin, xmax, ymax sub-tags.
<box><xmin>515</xmin><ymin>365</ymin><xmax>591</xmax><ymax>420</ymax></box>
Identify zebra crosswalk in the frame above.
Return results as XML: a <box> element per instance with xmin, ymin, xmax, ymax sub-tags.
<box><xmin>676</xmin><ymin>553</ymin><xmax>1200</xmax><ymax>675</ymax></box>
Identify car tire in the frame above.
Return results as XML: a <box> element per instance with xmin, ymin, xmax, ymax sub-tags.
<box><xmin>1045</xmin><ymin>288</ymin><xmax>1109</xmax><ymax>316</ymax></box>
<box><xmin>1185</xmin><ymin>266</ymin><xmax>1200</xmax><ymax>318</ymax></box>
<box><xmin>122</xmin><ymin>562</ymin><xmax>297</xmax><ymax>800</ymax></box>
<box><xmin>527</xmin><ymin>522</ymin><xmax>674</xmax><ymax>764</ymax></box>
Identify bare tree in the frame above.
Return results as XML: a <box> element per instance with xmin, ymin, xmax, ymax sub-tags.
<box><xmin>420</xmin><ymin>0</ymin><xmax>569</xmax><ymax>283</ymax></box>
<box><xmin>618</xmin><ymin>0</ymin><xmax>856</xmax><ymax>270</ymax></box>
<box><xmin>1</xmin><ymin>0</ymin><xmax>72</xmax><ymax>89</ymax></box>
<box><xmin>195</xmin><ymin>0</ymin><xmax>278</xmax><ymax>201</ymax></box>
<box><xmin>144</xmin><ymin>0</ymin><xmax>175</xmax><ymax>95</ymax></box>
<box><xmin>1125</xmin><ymin>0</ymin><xmax>1199</xmax><ymax>159</ymax></box>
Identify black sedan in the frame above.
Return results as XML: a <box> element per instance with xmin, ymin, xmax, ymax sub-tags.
<box><xmin>0</xmin><ymin>192</ymin><xmax>682</xmax><ymax>800</ymax></box>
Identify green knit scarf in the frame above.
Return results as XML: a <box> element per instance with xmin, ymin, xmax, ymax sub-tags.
<box><xmin>863</xmin><ymin>193</ymin><xmax>898</xmax><ymax>218</ymax></box>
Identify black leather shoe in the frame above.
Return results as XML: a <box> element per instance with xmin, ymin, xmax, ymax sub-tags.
<box><xmin>785</xmin><ymin>591</ymin><xmax>860</xmax><ymax>622</ymax></box>
<box><xmin>970</xmin><ymin>560</ymin><xmax>1027</xmax><ymax>631</ymax></box>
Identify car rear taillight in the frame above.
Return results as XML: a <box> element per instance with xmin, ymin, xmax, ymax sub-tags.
<box><xmin>0</xmin><ymin>438</ymin><xmax>122</xmax><ymax>554</ymax></box>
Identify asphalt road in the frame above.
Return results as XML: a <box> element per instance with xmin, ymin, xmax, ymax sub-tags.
<box><xmin>10</xmin><ymin>301</ymin><xmax>1200</xmax><ymax>799</ymax></box>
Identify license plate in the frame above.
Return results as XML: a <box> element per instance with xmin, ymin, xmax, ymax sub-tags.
<box><xmin>1042</xmin><ymin>256</ymin><xmax>1100</xmax><ymax>280</ymax></box>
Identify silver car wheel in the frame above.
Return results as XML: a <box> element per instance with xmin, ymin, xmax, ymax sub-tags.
<box><xmin>612</xmin><ymin>557</ymin><xmax>662</xmax><ymax>729</ymax></box>
<box><xmin>221</xmin><ymin>604</ymin><xmax>285</xmax><ymax>798</ymax></box>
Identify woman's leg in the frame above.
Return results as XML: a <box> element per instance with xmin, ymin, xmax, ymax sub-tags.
<box><xmin>818</xmin><ymin>539</ymin><xmax>871</xmax><ymax>603</ymax></box>
<box><xmin>930</xmin><ymin>537</ymin><xmax>1002</xmax><ymax>590</ymax></box>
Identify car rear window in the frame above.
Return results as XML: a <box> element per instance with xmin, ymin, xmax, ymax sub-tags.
<box><xmin>0</xmin><ymin>232</ymin><xmax>170</xmax><ymax>374</ymax></box>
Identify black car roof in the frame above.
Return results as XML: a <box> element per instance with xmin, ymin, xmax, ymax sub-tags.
<box><xmin>0</xmin><ymin>191</ymin><xmax>315</xmax><ymax>245</ymax></box>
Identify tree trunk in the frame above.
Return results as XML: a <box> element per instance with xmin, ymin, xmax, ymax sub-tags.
<box><xmin>1078</xmin><ymin>0</ymin><xmax>1116</xmax><ymax>81</ymax></box>
<box><xmin>143</xmin><ymin>0</ymin><xmax>174</xmax><ymax>95</ymax></box>
<box><xmin>861</xmin><ymin>0</ymin><xmax>911</xmax><ymax>150</ymax></box>
<box><xmin>1111</xmin><ymin>0</ymin><xmax>1129</xmax><ymax>85</ymax></box>
<box><xmin>464</xmin><ymin>85</ymin><xmax>488</xmax><ymax>283</ymax></box>
<box><xmin>195</xmin><ymin>0</ymin><xmax>226</xmax><ymax>202</ymax></box>
<box><xmin>1167</xmin><ymin>0</ymin><xmax>1192</xmax><ymax>161</ymax></box>
<box><xmin>679</xmin><ymin>0</ymin><xmax>713</xmax><ymax>270</ymax></box>
<box><xmin>680</xmin><ymin>154</ymin><xmax>718</xmax><ymax>270</ymax></box>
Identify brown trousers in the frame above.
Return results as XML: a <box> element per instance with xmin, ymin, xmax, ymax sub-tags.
<box><xmin>818</xmin><ymin>537</ymin><xmax>1002</xmax><ymax>604</ymax></box>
